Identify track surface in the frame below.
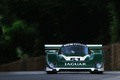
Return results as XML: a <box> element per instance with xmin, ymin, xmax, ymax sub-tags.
<box><xmin>0</xmin><ymin>71</ymin><xmax>120</xmax><ymax>80</ymax></box>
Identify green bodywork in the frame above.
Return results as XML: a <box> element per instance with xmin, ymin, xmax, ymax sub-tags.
<box><xmin>47</xmin><ymin>53</ymin><xmax>103</xmax><ymax>68</ymax></box>
<box><xmin>45</xmin><ymin>44</ymin><xmax>104</xmax><ymax>69</ymax></box>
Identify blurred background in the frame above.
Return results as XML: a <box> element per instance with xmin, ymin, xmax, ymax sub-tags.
<box><xmin>0</xmin><ymin>0</ymin><xmax>120</xmax><ymax>69</ymax></box>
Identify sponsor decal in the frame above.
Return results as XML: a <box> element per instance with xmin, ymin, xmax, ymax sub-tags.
<box><xmin>63</xmin><ymin>43</ymin><xmax>86</xmax><ymax>47</ymax></box>
<box><xmin>65</xmin><ymin>63</ymin><xmax>86</xmax><ymax>66</ymax></box>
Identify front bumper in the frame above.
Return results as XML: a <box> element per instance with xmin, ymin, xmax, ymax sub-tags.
<box><xmin>46</xmin><ymin>67</ymin><xmax>104</xmax><ymax>72</ymax></box>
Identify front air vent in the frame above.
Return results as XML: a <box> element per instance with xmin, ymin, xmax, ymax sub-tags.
<box><xmin>70</xmin><ymin>58</ymin><xmax>80</xmax><ymax>61</ymax></box>
<box><xmin>70</xmin><ymin>58</ymin><xmax>75</xmax><ymax>61</ymax></box>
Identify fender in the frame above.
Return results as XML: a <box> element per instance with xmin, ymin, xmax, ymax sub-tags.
<box><xmin>91</xmin><ymin>53</ymin><xmax>104</xmax><ymax>63</ymax></box>
<box><xmin>47</xmin><ymin>53</ymin><xmax>58</xmax><ymax>62</ymax></box>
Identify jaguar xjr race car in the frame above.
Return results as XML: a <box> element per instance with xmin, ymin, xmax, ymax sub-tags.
<box><xmin>45</xmin><ymin>43</ymin><xmax>104</xmax><ymax>74</ymax></box>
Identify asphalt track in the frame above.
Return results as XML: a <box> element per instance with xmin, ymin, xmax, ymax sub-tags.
<box><xmin>0</xmin><ymin>71</ymin><xmax>120</xmax><ymax>80</ymax></box>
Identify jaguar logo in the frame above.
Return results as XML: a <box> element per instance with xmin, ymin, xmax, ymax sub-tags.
<box><xmin>65</xmin><ymin>63</ymin><xmax>86</xmax><ymax>66</ymax></box>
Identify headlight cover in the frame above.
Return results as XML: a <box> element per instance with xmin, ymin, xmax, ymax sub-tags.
<box><xmin>96</xmin><ymin>63</ymin><xmax>102</xmax><ymax>69</ymax></box>
<box><xmin>48</xmin><ymin>62</ymin><xmax>56</xmax><ymax>68</ymax></box>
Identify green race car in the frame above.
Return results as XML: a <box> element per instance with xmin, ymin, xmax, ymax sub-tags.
<box><xmin>45</xmin><ymin>43</ymin><xmax>104</xmax><ymax>74</ymax></box>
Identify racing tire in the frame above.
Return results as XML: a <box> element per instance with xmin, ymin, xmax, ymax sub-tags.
<box><xmin>47</xmin><ymin>71</ymin><xmax>57</xmax><ymax>74</ymax></box>
<box><xmin>90</xmin><ymin>71</ymin><xmax>103</xmax><ymax>74</ymax></box>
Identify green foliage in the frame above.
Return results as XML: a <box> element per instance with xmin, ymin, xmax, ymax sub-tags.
<box><xmin>0</xmin><ymin>0</ymin><xmax>120</xmax><ymax>64</ymax></box>
<box><xmin>7</xmin><ymin>20</ymin><xmax>37</xmax><ymax>57</ymax></box>
<box><xmin>0</xmin><ymin>39</ymin><xmax>19</xmax><ymax>64</ymax></box>
<box><xmin>16</xmin><ymin>47</ymin><xmax>29</xmax><ymax>58</ymax></box>
<box><xmin>0</xmin><ymin>20</ymin><xmax>40</xmax><ymax>64</ymax></box>
<box><xmin>108</xmin><ymin>0</ymin><xmax>120</xmax><ymax>43</ymax></box>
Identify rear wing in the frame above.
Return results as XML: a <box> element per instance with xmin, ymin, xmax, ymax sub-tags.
<box><xmin>45</xmin><ymin>44</ymin><xmax>102</xmax><ymax>50</ymax></box>
<box><xmin>87</xmin><ymin>44</ymin><xmax>102</xmax><ymax>50</ymax></box>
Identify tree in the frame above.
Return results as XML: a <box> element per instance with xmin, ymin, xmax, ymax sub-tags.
<box><xmin>0</xmin><ymin>25</ymin><xmax>2</xmax><ymax>38</ymax></box>
<box><xmin>108</xmin><ymin>0</ymin><xmax>120</xmax><ymax>43</ymax></box>
<box><xmin>1</xmin><ymin>0</ymin><xmax>120</xmax><ymax>64</ymax></box>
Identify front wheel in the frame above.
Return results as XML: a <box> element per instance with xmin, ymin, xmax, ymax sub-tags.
<box><xmin>90</xmin><ymin>71</ymin><xmax>103</xmax><ymax>74</ymax></box>
<box><xmin>47</xmin><ymin>71</ymin><xmax>57</xmax><ymax>74</ymax></box>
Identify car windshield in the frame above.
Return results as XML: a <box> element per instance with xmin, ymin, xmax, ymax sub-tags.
<box><xmin>62</xmin><ymin>46</ymin><xmax>88</xmax><ymax>55</ymax></box>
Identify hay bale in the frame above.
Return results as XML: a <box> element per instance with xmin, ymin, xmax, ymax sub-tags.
<box><xmin>0</xmin><ymin>56</ymin><xmax>46</xmax><ymax>71</ymax></box>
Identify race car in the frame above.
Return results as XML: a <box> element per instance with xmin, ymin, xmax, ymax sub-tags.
<box><xmin>45</xmin><ymin>43</ymin><xmax>104</xmax><ymax>74</ymax></box>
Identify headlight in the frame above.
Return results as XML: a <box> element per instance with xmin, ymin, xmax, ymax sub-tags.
<box><xmin>96</xmin><ymin>63</ymin><xmax>102</xmax><ymax>69</ymax></box>
<box><xmin>48</xmin><ymin>62</ymin><xmax>56</xmax><ymax>68</ymax></box>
